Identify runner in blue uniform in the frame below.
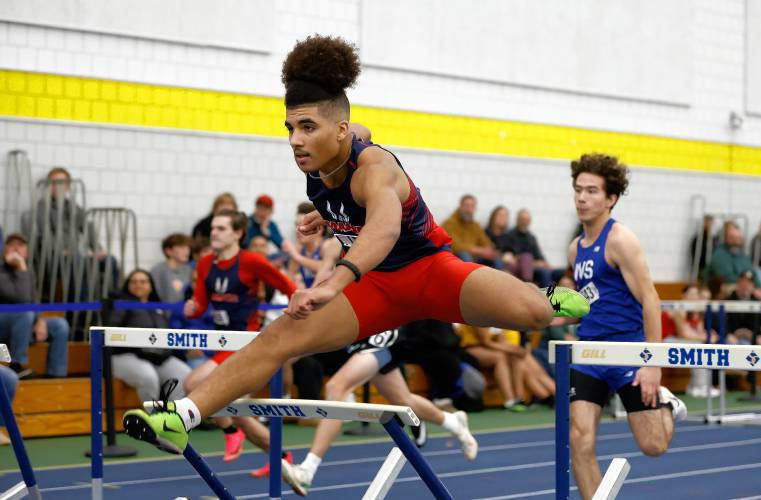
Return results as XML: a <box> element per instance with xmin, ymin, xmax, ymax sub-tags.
<box><xmin>567</xmin><ymin>153</ymin><xmax>687</xmax><ymax>499</ymax></box>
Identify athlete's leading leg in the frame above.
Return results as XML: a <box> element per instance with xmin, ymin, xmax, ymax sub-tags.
<box><xmin>124</xmin><ymin>294</ymin><xmax>360</xmax><ymax>454</ymax></box>
<box><xmin>570</xmin><ymin>401</ymin><xmax>603</xmax><ymax>500</ymax></box>
<box><xmin>459</xmin><ymin>267</ymin><xmax>554</xmax><ymax>330</ymax></box>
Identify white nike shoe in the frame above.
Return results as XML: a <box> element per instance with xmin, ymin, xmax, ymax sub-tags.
<box><xmin>660</xmin><ymin>386</ymin><xmax>688</xmax><ymax>421</ymax></box>
<box><xmin>454</xmin><ymin>411</ymin><xmax>478</xmax><ymax>460</ymax></box>
<box><xmin>281</xmin><ymin>460</ymin><xmax>312</xmax><ymax>497</ymax></box>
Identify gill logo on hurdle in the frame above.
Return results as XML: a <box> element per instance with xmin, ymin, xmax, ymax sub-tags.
<box><xmin>581</xmin><ymin>348</ymin><xmax>606</xmax><ymax>359</ymax></box>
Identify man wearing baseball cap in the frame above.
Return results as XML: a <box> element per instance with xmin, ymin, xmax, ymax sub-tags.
<box><xmin>245</xmin><ymin>194</ymin><xmax>284</xmax><ymax>251</ymax></box>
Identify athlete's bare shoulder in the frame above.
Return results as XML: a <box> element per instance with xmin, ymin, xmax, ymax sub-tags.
<box><xmin>606</xmin><ymin>222</ymin><xmax>642</xmax><ymax>265</ymax></box>
<box><xmin>351</xmin><ymin>146</ymin><xmax>409</xmax><ymax>206</ymax></box>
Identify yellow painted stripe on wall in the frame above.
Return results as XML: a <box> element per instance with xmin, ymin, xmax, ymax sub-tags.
<box><xmin>1</xmin><ymin>69</ymin><xmax>760</xmax><ymax>176</ymax></box>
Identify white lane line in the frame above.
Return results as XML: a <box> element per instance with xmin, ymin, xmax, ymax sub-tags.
<box><xmin>475</xmin><ymin>462</ymin><xmax>761</xmax><ymax>499</ymax></box>
<box><xmin>33</xmin><ymin>427</ymin><xmax>752</xmax><ymax>493</ymax></box>
<box><xmin>237</xmin><ymin>439</ymin><xmax>761</xmax><ymax>499</ymax></box>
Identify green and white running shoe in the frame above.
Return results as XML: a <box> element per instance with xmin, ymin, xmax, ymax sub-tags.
<box><xmin>123</xmin><ymin>380</ymin><xmax>189</xmax><ymax>454</ymax></box>
<box><xmin>543</xmin><ymin>284</ymin><xmax>590</xmax><ymax>318</ymax></box>
<box><xmin>123</xmin><ymin>402</ymin><xmax>189</xmax><ymax>454</ymax></box>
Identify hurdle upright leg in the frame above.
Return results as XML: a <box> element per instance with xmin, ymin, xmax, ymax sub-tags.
<box><xmin>183</xmin><ymin>443</ymin><xmax>235</xmax><ymax>500</ymax></box>
<box><xmin>90</xmin><ymin>328</ymin><xmax>104</xmax><ymax>500</ymax></box>
<box><xmin>380</xmin><ymin>413</ymin><xmax>453</xmax><ymax>500</ymax></box>
<box><xmin>269</xmin><ymin>368</ymin><xmax>283</xmax><ymax>500</ymax></box>
<box><xmin>0</xmin><ymin>366</ymin><xmax>42</xmax><ymax>500</ymax></box>
<box><xmin>555</xmin><ymin>344</ymin><xmax>571</xmax><ymax>500</ymax></box>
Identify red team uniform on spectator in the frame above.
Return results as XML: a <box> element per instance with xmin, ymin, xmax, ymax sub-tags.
<box><xmin>191</xmin><ymin>250</ymin><xmax>296</xmax><ymax>363</ymax></box>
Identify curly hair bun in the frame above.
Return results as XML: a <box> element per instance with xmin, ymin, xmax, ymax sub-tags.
<box><xmin>282</xmin><ymin>35</ymin><xmax>361</xmax><ymax>96</ymax></box>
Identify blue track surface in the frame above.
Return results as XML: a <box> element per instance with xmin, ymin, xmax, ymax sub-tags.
<box><xmin>2</xmin><ymin>420</ymin><xmax>761</xmax><ymax>499</ymax></box>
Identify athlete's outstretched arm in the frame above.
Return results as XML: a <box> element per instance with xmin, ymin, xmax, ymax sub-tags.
<box><xmin>608</xmin><ymin>224</ymin><xmax>662</xmax><ymax>407</ymax></box>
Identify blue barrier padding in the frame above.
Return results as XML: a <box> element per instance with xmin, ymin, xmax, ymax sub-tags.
<box><xmin>112</xmin><ymin>300</ymin><xmax>184</xmax><ymax>312</ymax></box>
<box><xmin>0</xmin><ymin>301</ymin><xmax>287</xmax><ymax>314</ymax></box>
<box><xmin>0</xmin><ymin>302</ymin><xmax>101</xmax><ymax>313</ymax></box>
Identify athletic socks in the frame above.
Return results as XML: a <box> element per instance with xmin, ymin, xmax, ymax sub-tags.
<box><xmin>173</xmin><ymin>397</ymin><xmax>203</xmax><ymax>431</ymax></box>
<box><xmin>440</xmin><ymin>411</ymin><xmax>464</xmax><ymax>435</ymax></box>
<box><xmin>222</xmin><ymin>425</ymin><xmax>238</xmax><ymax>434</ymax></box>
<box><xmin>300</xmin><ymin>452</ymin><xmax>323</xmax><ymax>480</ymax></box>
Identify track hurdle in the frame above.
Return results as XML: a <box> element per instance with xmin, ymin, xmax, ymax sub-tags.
<box><xmin>661</xmin><ymin>299</ymin><xmax>761</xmax><ymax>424</ymax></box>
<box><xmin>0</xmin><ymin>344</ymin><xmax>42</xmax><ymax>500</ymax></box>
<box><xmin>551</xmin><ymin>339</ymin><xmax>761</xmax><ymax>500</ymax></box>
<box><xmin>90</xmin><ymin>327</ymin><xmax>453</xmax><ymax>500</ymax></box>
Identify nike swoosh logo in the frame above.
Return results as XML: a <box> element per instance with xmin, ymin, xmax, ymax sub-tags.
<box><xmin>163</xmin><ymin>421</ymin><xmax>183</xmax><ymax>434</ymax></box>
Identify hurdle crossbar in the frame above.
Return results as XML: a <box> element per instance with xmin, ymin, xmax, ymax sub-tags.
<box><xmin>549</xmin><ymin>340</ymin><xmax>761</xmax><ymax>371</ymax></box>
<box><xmin>662</xmin><ymin>299</ymin><xmax>761</xmax><ymax>424</ymax></box>
<box><xmin>660</xmin><ymin>300</ymin><xmax>761</xmax><ymax>313</ymax></box>
<box><xmin>145</xmin><ymin>398</ymin><xmax>420</xmax><ymax>426</ymax></box>
<box><xmin>551</xmin><ymin>340</ymin><xmax>761</xmax><ymax>500</ymax></box>
<box><xmin>91</xmin><ymin>327</ymin><xmax>451</xmax><ymax>500</ymax></box>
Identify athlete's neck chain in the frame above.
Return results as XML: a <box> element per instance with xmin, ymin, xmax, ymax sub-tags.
<box><xmin>308</xmin><ymin>147</ymin><xmax>352</xmax><ymax>180</ymax></box>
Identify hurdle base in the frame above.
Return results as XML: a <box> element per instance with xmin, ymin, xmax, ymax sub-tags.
<box><xmin>85</xmin><ymin>444</ymin><xmax>138</xmax><ymax>458</ymax></box>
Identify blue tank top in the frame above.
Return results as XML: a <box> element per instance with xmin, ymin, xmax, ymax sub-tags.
<box><xmin>574</xmin><ymin>218</ymin><xmax>643</xmax><ymax>340</ymax></box>
<box><xmin>204</xmin><ymin>254</ymin><xmax>259</xmax><ymax>331</ymax></box>
<box><xmin>306</xmin><ymin>136</ymin><xmax>451</xmax><ymax>272</ymax></box>
<box><xmin>299</xmin><ymin>244</ymin><xmax>321</xmax><ymax>288</ymax></box>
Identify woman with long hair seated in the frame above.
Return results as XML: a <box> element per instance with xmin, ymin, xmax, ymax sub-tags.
<box><xmin>105</xmin><ymin>269</ymin><xmax>191</xmax><ymax>402</ymax></box>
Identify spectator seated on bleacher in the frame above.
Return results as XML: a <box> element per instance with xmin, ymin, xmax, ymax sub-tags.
<box><xmin>245</xmin><ymin>194</ymin><xmax>284</xmax><ymax>252</ymax></box>
<box><xmin>457</xmin><ymin>324</ymin><xmax>556</xmax><ymax>410</ymax></box>
<box><xmin>484</xmin><ymin>205</ymin><xmax>517</xmax><ymax>270</ymax></box>
<box><xmin>662</xmin><ymin>284</ymin><xmax>719</xmax><ymax>397</ymax></box>
<box><xmin>0</xmin><ymin>233</ymin><xmax>70</xmax><ymax>379</ymax></box>
<box><xmin>443</xmin><ymin>194</ymin><xmax>500</xmax><ymax>268</ymax></box>
<box><xmin>504</xmin><ymin>209</ymin><xmax>562</xmax><ymax>287</ymax></box>
<box><xmin>151</xmin><ymin>233</ymin><xmax>193</xmax><ymax>304</ymax></box>
<box><xmin>192</xmin><ymin>192</ymin><xmax>238</xmax><ymax>240</ymax></box>
<box><xmin>726</xmin><ymin>270</ymin><xmax>761</xmax><ymax>345</ymax></box>
<box><xmin>392</xmin><ymin>320</ymin><xmax>486</xmax><ymax>412</ymax></box>
<box><xmin>708</xmin><ymin>222</ymin><xmax>761</xmax><ymax>293</ymax></box>
<box><xmin>104</xmin><ymin>269</ymin><xmax>191</xmax><ymax>402</ymax></box>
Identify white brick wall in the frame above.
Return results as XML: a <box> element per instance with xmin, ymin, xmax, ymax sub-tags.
<box><xmin>1</xmin><ymin>0</ymin><xmax>760</xmax><ymax>279</ymax></box>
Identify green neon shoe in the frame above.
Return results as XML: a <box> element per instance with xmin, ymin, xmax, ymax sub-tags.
<box><xmin>123</xmin><ymin>402</ymin><xmax>188</xmax><ymax>454</ymax></box>
<box><xmin>543</xmin><ymin>285</ymin><xmax>590</xmax><ymax>318</ymax></box>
